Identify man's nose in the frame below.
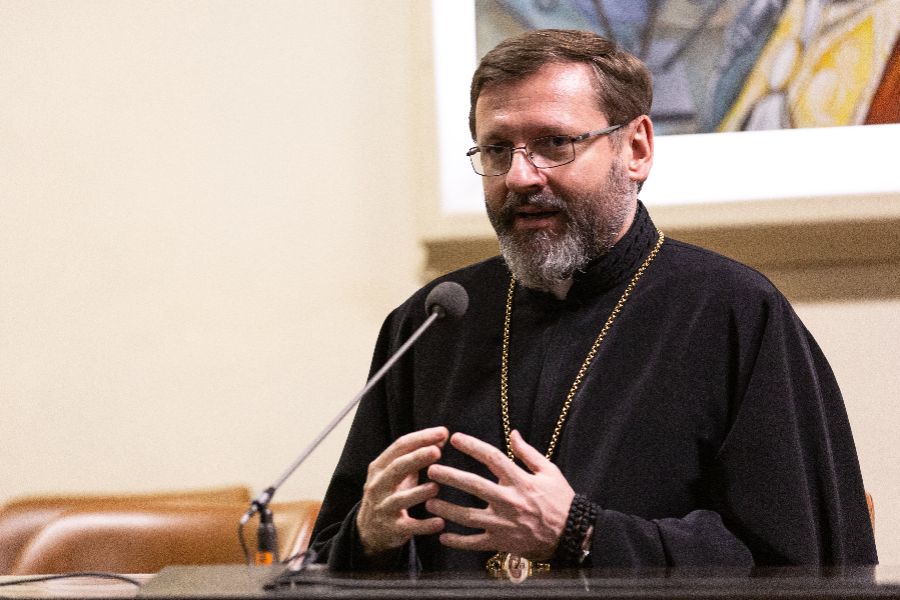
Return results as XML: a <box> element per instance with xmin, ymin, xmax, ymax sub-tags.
<box><xmin>505</xmin><ymin>148</ymin><xmax>546</xmax><ymax>193</ymax></box>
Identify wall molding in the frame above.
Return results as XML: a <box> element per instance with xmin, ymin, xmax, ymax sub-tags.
<box><xmin>423</xmin><ymin>218</ymin><xmax>900</xmax><ymax>302</ymax></box>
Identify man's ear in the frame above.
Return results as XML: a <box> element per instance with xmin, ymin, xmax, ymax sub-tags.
<box><xmin>624</xmin><ymin>115</ymin><xmax>653</xmax><ymax>184</ymax></box>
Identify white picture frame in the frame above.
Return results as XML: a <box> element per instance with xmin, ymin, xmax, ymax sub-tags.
<box><xmin>432</xmin><ymin>0</ymin><xmax>900</xmax><ymax>217</ymax></box>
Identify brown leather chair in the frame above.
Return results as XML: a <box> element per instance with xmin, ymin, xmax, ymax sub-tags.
<box><xmin>8</xmin><ymin>500</ymin><xmax>320</xmax><ymax>575</ymax></box>
<box><xmin>0</xmin><ymin>485</ymin><xmax>250</xmax><ymax>574</ymax></box>
<box><xmin>272</xmin><ymin>500</ymin><xmax>322</xmax><ymax>562</ymax></box>
<box><xmin>866</xmin><ymin>491</ymin><xmax>875</xmax><ymax>532</ymax></box>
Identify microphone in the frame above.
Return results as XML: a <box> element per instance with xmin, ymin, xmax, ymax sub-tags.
<box><xmin>240</xmin><ymin>281</ymin><xmax>469</xmax><ymax>562</ymax></box>
<box><xmin>425</xmin><ymin>280</ymin><xmax>468</xmax><ymax>319</ymax></box>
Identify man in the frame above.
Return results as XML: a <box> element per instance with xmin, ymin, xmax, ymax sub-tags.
<box><xmin>309</xmin><ymin>29</ymin><xmax>877</xmax><ymax>573</ymax></box>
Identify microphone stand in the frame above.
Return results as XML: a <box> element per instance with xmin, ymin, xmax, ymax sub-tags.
<box><xmin>241</xmin><ymin>308</ymin><xmax>445</xmax><ymax>565</ymax></box>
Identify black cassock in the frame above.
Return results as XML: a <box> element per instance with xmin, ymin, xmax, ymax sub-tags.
<box><xmin>310</xmin><ymin>203</ymin><xmax>877</xmax><ymax>571</ymax></box>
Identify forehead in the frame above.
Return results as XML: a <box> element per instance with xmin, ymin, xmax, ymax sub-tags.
<box><xmin>474</xmin><ymin>62</ymin><xmax>606</xmax><ymax>139</ymax></box>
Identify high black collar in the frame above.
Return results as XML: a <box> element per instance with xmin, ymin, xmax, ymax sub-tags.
<box><xmin>519</xmin><ymin>201</ymin><xmax>659</xmax><ymax>305</ymax></box>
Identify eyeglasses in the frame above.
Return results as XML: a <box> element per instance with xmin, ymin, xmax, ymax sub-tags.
<box><xmin>466</xmin><ymin>124</ymin><xmax>622</xmax><ymax>176</ymax></box>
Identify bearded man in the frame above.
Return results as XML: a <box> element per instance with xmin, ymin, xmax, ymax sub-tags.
<box><xmin>308</xmin><ymin>29</ymin><xmax>877</xmax><ymax>573</ymax></box>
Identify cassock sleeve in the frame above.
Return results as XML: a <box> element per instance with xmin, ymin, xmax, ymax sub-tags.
<box><xmin>590</xmin><ymin>509</ymin><xmax>753</xmax><ymax>566</ymax></box>
<box><xmin>587</xmin><ymin>292</ymin><xmax>877</xmax><ymax>567</ymax></box>
<box><xmin>712</xmin><ymin>295</ymin><xmax>877</xmax><ymax>565</ymax></box>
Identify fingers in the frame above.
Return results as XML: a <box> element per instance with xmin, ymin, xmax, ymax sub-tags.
<box><xmin>509</xmin><ymin>429</ymin><xmax>553</xmax><ymax>474</ymax></box>
<box><xmin>447</xmin><ymin>432</ymin><xmax>523</xmax><ymax>482</ymax></box>
<box><xmin>381</xmin><ymin>481</ymin><xmax>440</xmax><ymax>515</ymax></box>
<box><xmin>425</xmin><ymin>495</ymin><xmax>497</xmax><ymax>552</ymax></box>
<box><xmin>438</xmin><ymin>531</ymin><xmax>493</xmax><ymax>552</ymax></box>
<box><xmin>370</xmin><ymin>426</ymin><xmax>449</xmax><ymax>471</ymax></box>
<box><xmin>367</xmin><ymin>444</ymin><xmax>441</xmax><ymax>497</ymax></box>
<box><xmin>356</xmin><ymin>427</ymin><xmax>452</xmax><ymax>556</ymax></box>
<box><xmin>357</xmin><ymin>511</ymin><xmax>444</xmax><ymax>556</ymax></box>
<box><xmin>366</xmin><ymin>427</ymin><xmax>449</xmax><ymax>497</ymax></box>
<box><xmin>425</xmin><ymin>497</ymin><xmax>502</xmax><ymax>531</ymax></box>
<box><xmin>399</xmin><ymin>515</ymin><xmax>446</xmax><ymax>538</ymax></box>
<box><xmin>427</xmin><ymin>462</ymin><xmax>508</xmax><ymax>505</ymax></box>
<box><xmin>427</xmin><ymin>431</ymin><xmax>574</xmax><ymax>561</ymax></box>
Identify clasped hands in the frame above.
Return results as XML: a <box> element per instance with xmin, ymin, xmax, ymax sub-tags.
<box><xmin>355</xmin><ymin>426</ymin><xmax>575</xmax><ymax>561</ymax></box>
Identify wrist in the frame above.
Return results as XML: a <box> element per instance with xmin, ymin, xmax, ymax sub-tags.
<box><xmin>553</xmin><ymin>493</ymin><xmax>598</xmax><ymax>567</ymax></box>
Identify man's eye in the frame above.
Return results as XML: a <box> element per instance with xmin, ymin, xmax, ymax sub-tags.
<box><xmin>532</xmin><ymin>136</ymin><xmax>570</xmax><ymax>152</ymax></box>
<box><xmin>547</xmin><ymin>136</ymin><xmax>570</xmax><ymax>147</ymax></box>
<box><xmin>483</xmin><ymin>146</ymin><xmax>509</xmax><ymax>156</ymax></box>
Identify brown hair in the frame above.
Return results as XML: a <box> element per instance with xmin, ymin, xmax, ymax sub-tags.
<box><xmin>469</xmin><ymin>29</ymin><xmax>653</xmax><ymax>139</ymax></box>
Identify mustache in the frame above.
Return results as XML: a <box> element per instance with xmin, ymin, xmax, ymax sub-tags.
<box><xmin>498</xmin><ymin>191</ymin><xmax>569</xmax><ymax>222</ymax></box>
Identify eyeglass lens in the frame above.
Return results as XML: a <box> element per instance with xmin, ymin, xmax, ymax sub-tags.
<box><xmin>472</xmin><ymin>136</ymin><xmax>574</xmax><ymax>176</ymax></box>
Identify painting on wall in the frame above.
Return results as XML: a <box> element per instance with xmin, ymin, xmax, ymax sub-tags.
<box><xmin>432</xmin><ymin>0</ymin><xmax>900</xmax><ymax>213</ymax></box>
<box><xmin>475</xmin><ymin>0</ymin><xmax>900</xmax><ymax>136</ymax></box>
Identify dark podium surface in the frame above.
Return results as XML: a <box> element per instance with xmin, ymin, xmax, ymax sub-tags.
<box><xmin>136</xmin><ymin>564</ymin><xmax>900</xmax><ymax>600</ymax></box>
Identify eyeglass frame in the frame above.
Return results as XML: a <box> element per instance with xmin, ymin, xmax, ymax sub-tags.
<box><xmin>465</xmin><ymin>124</ymin><xmax>623</xmax><ymax>176</ymax></box>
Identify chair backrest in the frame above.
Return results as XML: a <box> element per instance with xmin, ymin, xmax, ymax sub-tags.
<box><xmin>269</xmin><ymin>500</ymin><xmax>321</xmax><ymax>562</ymax></box>
<box><xmin>0</xmin><ymin>485</ymin><xmax>250</xmax><ymax>574</ymax></box>
<box><xmin>866</xmin><ymin>491</ymin><xmax>875</xmax><ymax>532</ymax></box>
<box><xmin>8</xmin><ymin>500</ymin><xmax>320</xmax><ymax>575</ymax></box>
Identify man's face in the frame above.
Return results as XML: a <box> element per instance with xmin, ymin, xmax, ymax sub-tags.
<box><xmin>474</xmin><ymin>62</ymin><xmax>641</xmax><ymax>291</ymax></box>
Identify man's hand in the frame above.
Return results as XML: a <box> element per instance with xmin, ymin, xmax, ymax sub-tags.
<box><xmin>425</xmin><ymin>430</ymin><xmax>575</xmax><ymax>561</ymax></box>
<box><xmin>356</xmin><ymin>426</ymin><xmax>449</xmax><ymax>557</ymax></box>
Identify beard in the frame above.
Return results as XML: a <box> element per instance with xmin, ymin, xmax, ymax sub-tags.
<box><xmin>486</xmin><ymin>159</ymin><xmax>636</xmax><ymax>292</ymax></box>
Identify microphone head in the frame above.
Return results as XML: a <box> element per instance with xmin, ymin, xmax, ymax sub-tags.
<box><xmin>424</xmin><ymin>281</ymin><xmax>469</xmax><ymax>319</ymax></box>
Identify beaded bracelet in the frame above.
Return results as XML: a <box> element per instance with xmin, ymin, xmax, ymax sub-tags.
<box><xmin>554</xmin><ymin>493</ymin><xmax>598</xmax><ymax>566</ymax></box>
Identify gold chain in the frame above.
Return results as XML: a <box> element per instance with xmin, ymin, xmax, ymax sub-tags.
<box><xmin>499</xmin><ymin>230</ymin><xmax>664</xmax><ymax>461</ymax></box>
<box><xmin>487</xmin><ymin>230</ymin><xmax>665</xmax><ymax>579</ymax></box>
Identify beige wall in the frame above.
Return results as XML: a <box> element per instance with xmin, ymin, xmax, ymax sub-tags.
<box><xmin>0</xmin><ymin>0</ymin><xmax>429</xmax><ymax>504</ymax></box>
<box><xmin>1</xmin><ymin>0</ymin><xmax>897</xmax><ymax>566</ymax></box>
